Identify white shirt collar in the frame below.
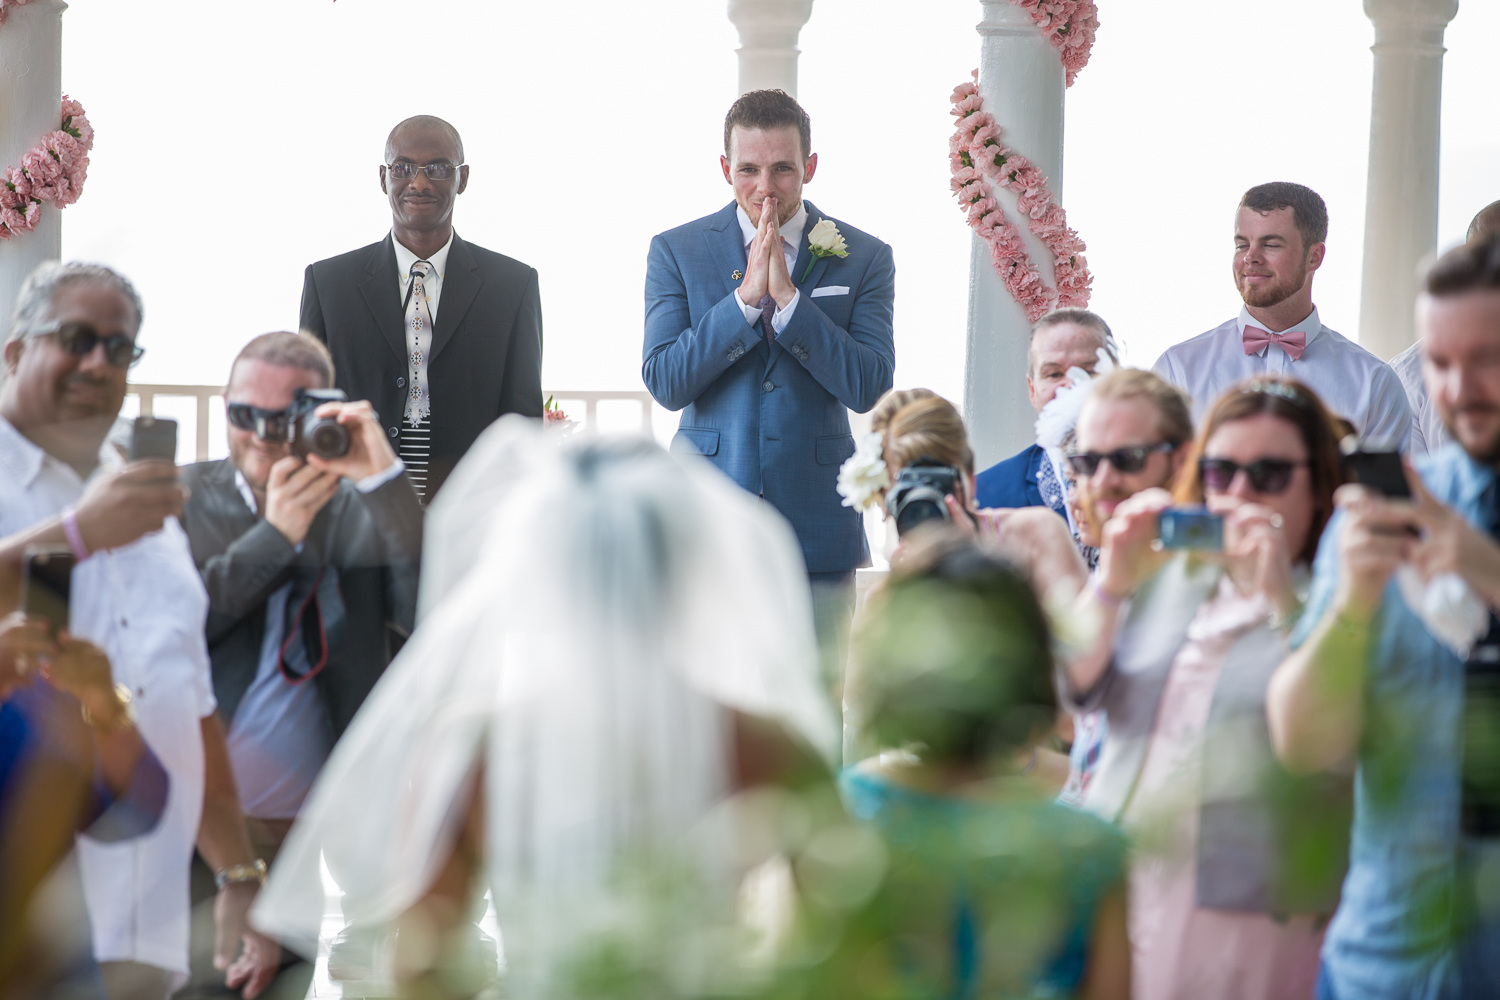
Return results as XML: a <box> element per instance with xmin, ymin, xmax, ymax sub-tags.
<box><xmin>1235</xmin><ymin>304</ymin><xmax>1323</xmax><ymax>356</ymax></box>
<box><xmin>392</xmin><ymin>230</ymin><xmax>455</xmax><ymax>283</ymax></box>
<box><xmin>0</xmin><ymin>413</ymin><xmax>119</xmax><ymax>492</ymax></box>
<box><xmin>234</xmin><ymin>468</ymin><xmax>258</xmax><ymax>515</ymax></box>
<box><xmin>735</xmin><ymin>201</ymin><xmax>809</xmax><ymax>251</ymax></box>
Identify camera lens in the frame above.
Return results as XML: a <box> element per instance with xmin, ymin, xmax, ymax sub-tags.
<box><xmin>892</xmin><ymin>486</ymin><xmax>950</xmax><ymax>537</ymax></box>
<box><xmin>306</xmin><ymin>418</ymin><xmax>350</xmax><ymax>459</ymax></box>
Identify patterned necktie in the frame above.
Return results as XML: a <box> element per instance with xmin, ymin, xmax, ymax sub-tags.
<box><xmin>404</xmin><ymin>261</ymin><xmax>434</xmax><ymax>422</ymax></box>
<box><xmin>758</xmin><ymin>294</ymin><xmax>776</xmax><ymax>349</ymax></box>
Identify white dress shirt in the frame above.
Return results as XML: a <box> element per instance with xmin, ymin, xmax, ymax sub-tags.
<box><xmin>1153</xmin><ymin>306</ymin><xmax>1413</xmax><ymax>451</ymax></box>
<box><xmin>392</xmin><ymin>230</ymin><xmax>454</xmax><ymax>323</ymax></box>
<box><xmin>1388</xmin><ymin>340</ymin><xmax>1450</xmax><ymax>459</ymax></box>
<box><xmin>225</xmin><ymin>463</ymin><xmax>403</xmax><ymax>819</ymax></box>
<box><xmin>735</xmin><ymin>201</ymin><xmax>807</xmax><ymax>334</ymax></box>
<box><xmin>0</xmin><ymin>416</ymin><xmax>214</xmax><ymax>985</ymax></box>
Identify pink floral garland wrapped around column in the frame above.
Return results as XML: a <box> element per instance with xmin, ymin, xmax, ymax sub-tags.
<box><xmin>0</xmin><ymin>0</ymin><xmax>40</xmax><ymax>24</ymax></box>
<box><xmin>0</xmin><ymin>97</ymin><xmax>94</xmax><ymax>241</ymax></box>
<box><xmin>950</xmin><ymin>0</ymin><xmax>1097</xmax><ymax>321</ymax></box>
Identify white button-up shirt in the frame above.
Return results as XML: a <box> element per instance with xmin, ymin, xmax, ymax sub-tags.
<box><xmin>735</xmin><ymin>201</ymin><xmax>807</xmax><ymax>334</ymax></box>
<box><xmin>1388</xmin><ymin>339</ymin><xmax>1450</xmax><ymax>459</ymax></box>
<box><xmin>0</xmin><ymin>416</ymin><xmax>214</xmax><ymax>984</ymax></box>
<box><xmin>1153</xmin><ymin>306</ymin><xmax>1413</xmax><ymax>451</ymax></box>
<box><xmin>393</xmin><ymin>230</ymin><xmax>454</xmax><ymax>323</ymax></box>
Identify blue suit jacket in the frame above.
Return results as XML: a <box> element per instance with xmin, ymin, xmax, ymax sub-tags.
<box><xmin>975</xmin><ymin>443</ymin><xmax>1062</xmax><ymax>518</ymax></box>
<box><xmin>643</xmin><ymin>201</ymin><xmax>895</xmax><ymax>573</ymax></box>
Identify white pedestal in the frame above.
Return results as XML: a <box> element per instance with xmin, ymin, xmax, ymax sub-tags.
<box><xmin>0</xmin><ymin>0</ymin><xmax>66</xmax><ymax>339</ymax></box>
<box><xmin>962</xmin><ymin>0</ymin><xmax>1065</xmax><ymax>470</ymax></box>
<box><xmin>727</xmin><ymin>0</ymin><xmax>815</xmax><ymax>97</ymax></box>
<box><xmin>1357</xmin><ymin>0</ymin><xmax>1458</xmax><ymax>361</ymax></box>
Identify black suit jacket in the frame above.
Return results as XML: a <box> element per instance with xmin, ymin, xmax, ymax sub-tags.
<box><xmin>179</xmin><ymin>460</ymin><xmax>423</xmax><ymax>739</ymax></box>
<box><xmin>300</xmin><ymin>231</ymin><xmax>544</xmax><ymax>497</ymax></box>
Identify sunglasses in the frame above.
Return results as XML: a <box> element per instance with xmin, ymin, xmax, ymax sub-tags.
<box><xmin>226</xmin><ymin>402</ymin><xmax>291</xmax><ymax>442</ymax></box>
<box><xmin>31</xmin><ymin>321</ymin><xmax>144</xmax><ymax>369</ymax></box>
<box><xmin>1067</xmin><ymin>442</ymin><xmax>1175</xmax><ymax>477</ymax></box>
<box><xmin>1199</xmin><ymin>457</ymin><xmax>1308</xmax><ymax>495</ymax></box>
<box><xmin>385</xmin><ymin>161</ymin><xmax>463</xmax><ymax>181</ymax></box>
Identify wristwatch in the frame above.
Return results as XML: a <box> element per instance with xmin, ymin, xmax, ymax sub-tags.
<box><xmin>215</xmin><ymin>859</ymin><xmax>268</xmax><ymax>890</ymax></box>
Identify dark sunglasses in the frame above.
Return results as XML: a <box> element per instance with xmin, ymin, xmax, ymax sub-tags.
<box><xmin>385</xmin><ymin>161</ymin><xmax>462</xmax><ymax>181</ymax></box>
<box><xmin>1199</xmin><ymin>457</ymin><xmax>1309</xmax><ymax>495</ymax></box>
<box><xmin>226</xmin><ymin>402</ymin><xmax>290</xmax><ymax>442</ymax></box>
<box><xmin>33</xmin><ymin>321</ymin><xmax>144</xmax><ymax>369</ymax></box>
<box><xmin>1067</xmin><ymin>442</ymin><xmax>1175</xmax><ymax>477</ymax></box>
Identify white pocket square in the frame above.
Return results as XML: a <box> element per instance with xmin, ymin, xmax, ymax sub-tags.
<box><xmin>810</xmin><ymin>285</ymin><xmax>849</xmax><ymax>298</ymax></box>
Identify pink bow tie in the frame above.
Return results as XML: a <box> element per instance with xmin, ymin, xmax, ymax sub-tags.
<box><xmin>1243</xmin><ymin>325</ymin><xmax>1306</xmax><ymax>361</ymax></box>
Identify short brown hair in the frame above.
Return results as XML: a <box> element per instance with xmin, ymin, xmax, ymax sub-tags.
<box><xmin>1425</xmin><ymin>232</ymin><xmax>1500</xmax><ymax>299</ymax></box>
<box><xmin>1028</xmin><ymin>308</ymin><xmax>1118</xmax><ymax>375</ymax></box>
<box><xmin>1086</xmin><ymin>369</ymin><xmax>1194</xmax><ymax>449</ymax></box>
<box><xmin>723</xmin><ymin>90</ymin><xmax>811</xmax><ymax>160</ymax></box>
<box><xmin>229</xmin><ymin>331</ymin><xmax>335</xmax><ymax>389</ymax></box>
<box><xmin>881</xmin><ymin>393</ymin><xmax>974</xmax><ymax>476</ymax></box>
<box><xmin>1469</xmin><ymin>201</ymin><xmax>1500</xmax><ymax>245</ymax></box>
<box><xmin>1240</xmin><ymin>182</ymin><xmax>1329</xmax><ymax>249</ymax></box>
<box><xmin>1172</xmin><ymin>376</ymin><xmax>1346</xmax><ymax>564</ymax></box>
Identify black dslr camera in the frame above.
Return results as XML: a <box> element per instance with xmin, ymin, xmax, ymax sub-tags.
<box><xmin>288</xmin><ymin>388</ymin><xmax>351</xmax><ymax>460</ymax></box>
<box><xmin>886</xmin><ymin>461</ymin><xmax>960</xmax><ymax>537</ymax></box>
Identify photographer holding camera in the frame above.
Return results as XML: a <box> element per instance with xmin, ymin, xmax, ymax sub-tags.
<box><xmin>1063</xmin><ymin>376</ymin><xmax>1351</xmax><ymax>999</ymax></box>
<box><xmin>177</xmin><ymin>332</ymin><xmax>422</xmax><ymax>994</ymax></box>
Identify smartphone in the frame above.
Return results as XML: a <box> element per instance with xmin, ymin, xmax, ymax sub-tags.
<box><xmin>1343</xmin><ymin>450</ymin><xmax>1410</xmax><ymax>499</ymax></box>
<box><xmin>1158</xmin><ymin>506</ymin><xmax>1224</xmax><ymax>551</ymax></box>
<box><xmin>22</xmin><ymin>544</ymin><xmax>75</xmax><ymax>633</ymax></box>
<box><xmin>130</xmin><ymin>416</ymin><xmax>178</xmax><ymax>463</ymax></box>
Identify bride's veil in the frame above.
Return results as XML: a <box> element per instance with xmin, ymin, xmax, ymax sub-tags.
<box><xmin>253</xmin><ymin>416</ymin><xmax>839</xmax><ymax>990</ymax></box>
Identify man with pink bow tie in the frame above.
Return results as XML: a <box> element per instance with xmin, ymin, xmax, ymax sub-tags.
<box><xmin>1153</xmin><ymin>182</ymin><xmax>1411</xmax><ymax>450</ymax></box>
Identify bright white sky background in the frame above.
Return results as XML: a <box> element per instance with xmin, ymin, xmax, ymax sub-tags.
<box><xmin>57</xmin><ymin>0</ymin><xmax>1499</xmax><ymax>432</ymax></box>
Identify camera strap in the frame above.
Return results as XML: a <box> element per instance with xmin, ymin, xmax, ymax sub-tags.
<box><xmin>278</xmin><ymin>565</ymin><xmax>346</xmax><ymax>686</ymax></box>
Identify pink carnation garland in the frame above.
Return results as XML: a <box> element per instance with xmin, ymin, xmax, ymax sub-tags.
<box><xmin>0</xmin><ymin>0</ymin><xmax>40</xmax><ymax>24</ymax></box>
<box><xmin>949</xmin><ymin>0</ymin><xmax>1096</xmax><ymax>322</ymax></box>
<box><xmin>1</xmin><ymin>97</ymin><xmax>93</xmax><ymax>241</ymax></box>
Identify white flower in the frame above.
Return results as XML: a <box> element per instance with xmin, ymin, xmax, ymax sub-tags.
<box><xmin>807</xmin><ymin>219</ymin><xmax>849</xmax><ymax>258</ymax></box>
<box><xmin>837</xmin><ymin>432</ymin><xmax>890</xmax><ymax>511</ymax></box>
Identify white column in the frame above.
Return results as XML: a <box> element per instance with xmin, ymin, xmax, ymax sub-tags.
<box><xmin>727</xmin><ymin>0</ymin><xmax>814</xmax><ymax>97</ymax></box>
<box><xmin>0</xmin><ymin>0</ymin><xmax>66</xmax><ymax>338</ymax></box>
<box><xmin>1358</xmin><ymin>0</ymin><xmax>1458</xmax><ymax>361</ymax></box>
<box><xmin>963</xmin><ymin>0</ymin><xmax>1065</xmax><ymax>470</ymax></box>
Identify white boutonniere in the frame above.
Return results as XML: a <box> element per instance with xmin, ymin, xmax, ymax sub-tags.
<box><xmin>802</xmin><ymin>218</ymin><xmax>849</xmax><ymax>282</ymax></box>
<box><xmin>836</xmin><ymin>432</ymin><xmax>890</xmax><ymax>512</ymax></box>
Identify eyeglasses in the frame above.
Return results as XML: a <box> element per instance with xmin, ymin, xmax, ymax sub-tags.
<box><xmin>385</xmin><ymin>162</ymin><xmax>463</xmax><ymax>181</ymax></box>
<box><xmin>1199</xmin><ymin>457</ymin><xmax>1309</xmax><ymax>495</ymax></box>
<box><xmin>1066</xmin><ymin>442</ymin><xmax>1175</xmax><ymax>477</ymax></box>
<box><xmin>226</xmin><ymin>402</ymin><xmax>290</xmax><ymax>442</ymax></box>
<box><xmin>30</xmin><ymin>321</ymin><xmax>144</xmax><ymax>369</ymax></box>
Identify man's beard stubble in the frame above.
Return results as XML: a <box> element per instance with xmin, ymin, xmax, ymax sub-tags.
<box><xmin>1239</xmin><ymin>261</ymin><xmax>1309</xmax><ymax>309</ymax></box>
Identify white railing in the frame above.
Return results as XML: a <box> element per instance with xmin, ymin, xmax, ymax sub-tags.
<box><xmin>125</xmin><ymin>385</ymin><xmax>661</xmax><ymax>463</ymax></box>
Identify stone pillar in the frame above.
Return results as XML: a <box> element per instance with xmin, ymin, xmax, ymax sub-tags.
<box><xmin>1358</xmin><ymin>0</ymin><xmax>1458</xmax><ymax>361</ymax></box>
<box><xmin>963</xmin><ymin>0</ymin><xmax>1065</xmax><ymax>470</ymax></box>
<box><xmin>727</xmin><ymin>0</ymin><xmax>814</xmax><ymax>97</ymax></box>
<box><xmin>0</xmin><ymin>0</ymin><xmax>66</xmax><ymax>338</ymax></box>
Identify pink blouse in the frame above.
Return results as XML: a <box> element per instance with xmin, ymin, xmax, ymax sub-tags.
<box><xmin>1121</xmin><ymin>576</ymin><xmax>1324</xmax><ymax>1000</ymax></box>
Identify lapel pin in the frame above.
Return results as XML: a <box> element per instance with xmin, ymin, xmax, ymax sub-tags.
<box><xmin>731</xmin><ymin>270</ymin><xmax>742</xmax><ymax>280</ymax></box>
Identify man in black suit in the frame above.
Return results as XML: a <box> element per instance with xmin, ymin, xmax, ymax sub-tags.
<box><xmin>301</xmin><ymin>115</ymin><xmax>543</xmax><ymax>501</ymax></box>
<box><xmin>177</xmin><ymin>332</ymin><xmax>423</xmax><ymax>994</ymax></box>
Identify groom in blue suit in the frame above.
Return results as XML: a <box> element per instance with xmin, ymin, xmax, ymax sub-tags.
<box><xmin>643</xmin><ymin>90</ymin><xmax>895</xmax><ymax>670</ymax></box>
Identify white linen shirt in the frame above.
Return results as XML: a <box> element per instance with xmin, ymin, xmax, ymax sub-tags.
<box><xmin>393</xmin><ymin>230</ymin><xmax>454</xmax><ymax>323</ymax></box>
<box><xmin>1388</xmin><ymin>339</ymin><xmax>1450</xmax><ymax>459</ymax></box>
<box><xmin>0</xmin><ymin>416</ymin><xmax>214</xmax><ymax>984</ymax></box>
<box><xmin>1153</xmin><ymin>306</ymin><xmax>1413</xmax><ymax>451</ymax></box>
<box><xmin>734</xmin><ymin>201</ymin><xmax>807</xmax><ymax>334</ymax></box>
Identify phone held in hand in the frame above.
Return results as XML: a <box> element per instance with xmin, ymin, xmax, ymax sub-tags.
<box><xmin>130</xmin><ymin>416</ymin><xmax>178</xmax><ymax>463</ymax></box>
<box><xmin>1158</xmin><ymin>506</ymin><xmax>1225</xmax><ymax>551</ymax></box>
<box><xmin>22</xmin><ymin>544</ymin><xmax>75</xmax><ymax>633</ymax></box>
<box><xmin>1342</xmin><ymin>450</ymin><xmax>1410</xmax><ymax>499</ymax></box>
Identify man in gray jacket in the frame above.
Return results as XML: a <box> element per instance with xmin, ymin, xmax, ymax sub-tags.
<box><xmin>177</xmin><ymin>332</ymin><xmax>422</xmax><ymax>994</ymax></box>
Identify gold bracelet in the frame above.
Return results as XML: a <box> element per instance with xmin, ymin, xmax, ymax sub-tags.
<box><xmin>215</xmin><ymin>859</ymin><xmax>268</xmax><ymax>890</ymax></box>
<box><xmin>79</xmin><ymin>683</ymin><xmax>135</xmax><ymax>733</ymax></box>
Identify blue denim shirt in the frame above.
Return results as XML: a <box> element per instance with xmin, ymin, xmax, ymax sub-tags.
<box><xmin>1293</xmin><ymin>444</ymin><xmax>1495</xmax><ymax>999</ymax></box>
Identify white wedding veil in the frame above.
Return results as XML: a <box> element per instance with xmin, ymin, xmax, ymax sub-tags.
<box><xmin>253</xmin><ymin>417</ymin><xmax>838</xmax><ymax>991</ymax></box>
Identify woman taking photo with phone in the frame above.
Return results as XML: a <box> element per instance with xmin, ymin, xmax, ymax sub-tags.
<box><xmin>1062</xmin><ymin>376</ymin><xmax>1351</xmax><ymax>1000</ymax></box>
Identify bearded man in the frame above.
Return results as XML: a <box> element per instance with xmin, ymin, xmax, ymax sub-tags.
<box><xmin>1153</xmin><ymin>182</ymin><xmax>1410</xmax><ymax>450</ymax></box>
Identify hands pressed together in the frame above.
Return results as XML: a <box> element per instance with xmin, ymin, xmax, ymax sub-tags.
<box><xmin>737</xmin><ymin>196</ymin><xmax>797</xmax><ymax>314</ymax></box>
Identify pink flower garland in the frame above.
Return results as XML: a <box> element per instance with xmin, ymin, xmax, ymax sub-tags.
<box><xmin>1</xmin><ymin>97</ymin><xmax>93</xmax><ymax>241</ymax></box>
<box><xmin>1011</xmin><ymin>0</ymin><xmax>1099</xmax><ymax>87</ymax></box>
<box><xmin>0</xmin><ymin>0</ymin><xmax>40</xmax><ymax>25</ymax></box>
